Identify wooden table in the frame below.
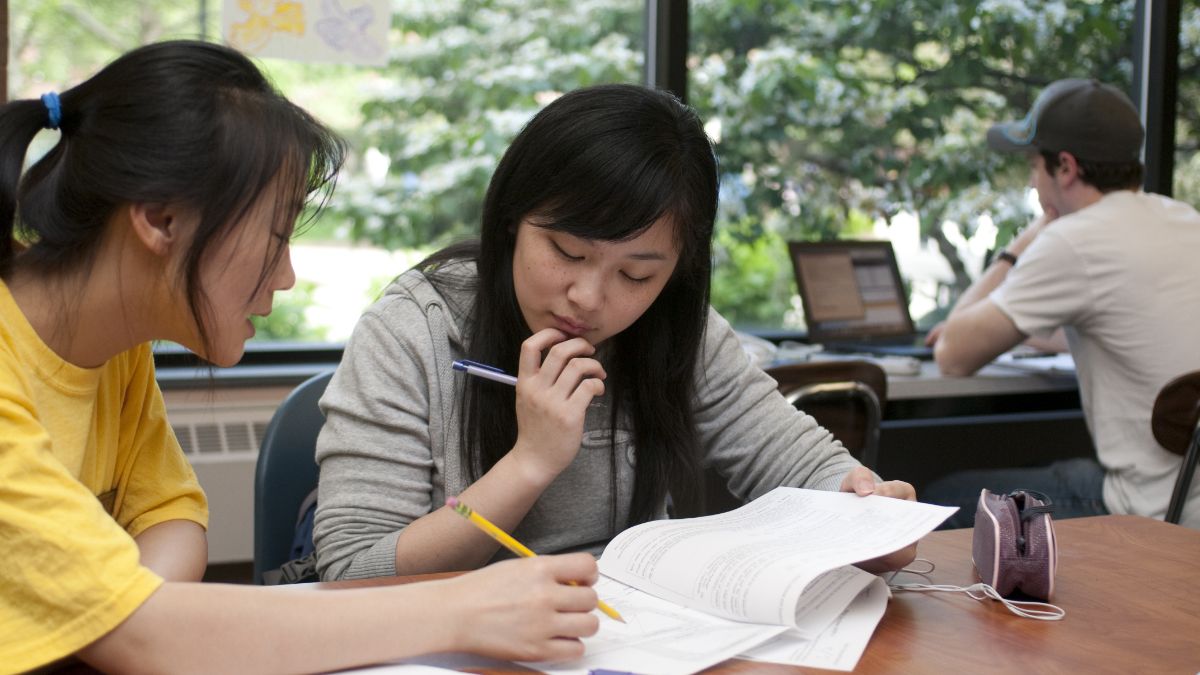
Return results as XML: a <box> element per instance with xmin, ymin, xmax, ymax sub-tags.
<box><xmin>318</xmin><ymin>516</ymin><xmax>1200</xmax><ymax>673</ymax></box>
<box><xmin>721</xmin><ymin>515</ymin><xmax>1200</xmax><ymax>673</ymax></box>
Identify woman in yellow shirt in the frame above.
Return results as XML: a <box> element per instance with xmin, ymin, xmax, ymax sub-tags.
<box><xmin>0</xmin><ymin>40</ymin><xmax>599</xmax><ymax>674</ymax></box>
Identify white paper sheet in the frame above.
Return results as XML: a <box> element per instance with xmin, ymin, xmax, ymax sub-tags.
<box><xmin>739</xmin><ymin>576</ymin><xmax>891</xmax><ymax>671</ymax></box>
<box><xmin>524</xmin><ymin>577</ymin><xmax>787</xmax><ymax>675</ymax></box>
<box><xmin>993</xmin><ymin>351</ymin><xmax>1076</xmax><ymax>374</ymax></box>
<box><xmin>599</xmin><ymin>488</ymin><xmax>957</xmax><ymax>626</ymax></box>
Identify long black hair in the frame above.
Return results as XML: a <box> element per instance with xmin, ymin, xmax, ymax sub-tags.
<box><xmin>422</xmin><ymin>84</ymin><xmax>719</xmax><ymax>527</ymax></box>
<box><xmin>0</xmin><ymin>40</ymin><xmax>345</xmax><ymax>356</ymax></box>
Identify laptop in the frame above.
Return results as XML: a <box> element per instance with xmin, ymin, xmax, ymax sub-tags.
<box><xmin>787</xmin><ymin>240</ymin><xmax>934</xmax><ymax>359</ymax></box>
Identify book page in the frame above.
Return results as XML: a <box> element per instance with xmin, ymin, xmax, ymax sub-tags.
<box><xmin>526</xmin><ymin>577</ymin><xmax>788</xmax><ymax>675</ymax></box>
<box><xmin>740</xmin><ymin>575</ymin><xmax>891</xmax><ymax>671</ymax></box>
<box><xmin>788</xmin><ymin>566</ymin><xmax>876</xmax><ymax>637</ymax></box>
<box><xmin>598</xmin><ymin>488</ymin><xmax>956</xmax><ymax>626</ymax></box>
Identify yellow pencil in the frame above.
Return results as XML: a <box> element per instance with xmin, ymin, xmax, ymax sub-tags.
<box><xmin>446</xmin><ymin>497</ymin><xmax>624</xmax><ymax>622</ymax></box>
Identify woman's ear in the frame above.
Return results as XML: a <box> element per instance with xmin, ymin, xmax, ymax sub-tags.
<box><xmin>126</xmin><ymin>202</ymin><xmax>179</xmax><ymax>257</ymax></box>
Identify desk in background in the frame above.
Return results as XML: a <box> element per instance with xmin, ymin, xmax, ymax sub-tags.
<box><xmin>316</xmin><ymin>515</ymin><xmax>1200</xmax><ymax>673</ymax></box>
<box><xmin>876</xmin><ymin>361</ymin><xmax>1091</xmax><ymax>491</ymax></box>
<box><xmin>888</xmin><ymin>360</ymin><xmax>1078</xmax><ymax>401</ymax></box>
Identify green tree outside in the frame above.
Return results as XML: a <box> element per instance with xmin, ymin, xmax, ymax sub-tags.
<box><xmin>337</xmin><ymin>0</ymin><xmax>1150</xmax><ymax>328</ymax></box>
<box><xmin>8</xmin><ymin>0</ymin><xmax>1198</xmax><ymax>337</ymax></box>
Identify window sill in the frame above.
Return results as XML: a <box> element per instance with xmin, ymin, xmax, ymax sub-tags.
<box><xmin>153</xmin><ymin>342</ymin><xmax>343</xmax><ymax>390</ymax></box>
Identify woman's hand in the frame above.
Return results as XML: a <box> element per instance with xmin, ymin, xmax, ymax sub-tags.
<box><xmin>509</xmin><ymin>329</ymin><xmax>606</xmax><ymax>485</ymax></box>
<box><xmin>840</xmin><ymin>466</ymin><xmax>919</xmax><ymax>573</ymax></box>
<box><xmin>448</xmin><ymin>553</ymin><xmax>601</xmax><ymax>662</ymax></box>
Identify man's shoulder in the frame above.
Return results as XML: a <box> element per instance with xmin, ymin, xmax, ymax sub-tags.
<box><xmin>1042</xmin><ymin>192</ymin><xmax>1200</xmax><ymax>259</ymax></box>
<box><xmin>1052</xmin><ymin>193</ymin><xmax>1130</xmax><ymax>231</ymax></box>
<box><xmin>1065</xmin><ymin>190</ymin><xmax>1197</xmax><ymax>228</ymax></box>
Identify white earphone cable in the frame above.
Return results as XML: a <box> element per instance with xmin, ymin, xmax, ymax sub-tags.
<box><xmin>886</xmin><ymin>559</ymin><xmax>1065</xmax><ymax>621</ymax></box>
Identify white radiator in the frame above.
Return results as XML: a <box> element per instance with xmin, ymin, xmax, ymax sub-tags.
<box><xmin>163</xmin><ymin>386</ymin><xmax>293</xmax><ymax>564</ymax></box>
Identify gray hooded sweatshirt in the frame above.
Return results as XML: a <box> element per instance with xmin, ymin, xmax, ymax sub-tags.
<box><xmin>313</xmin><ymin>261</ymin><xmax>861</xmax><ymax>581</ymax></box>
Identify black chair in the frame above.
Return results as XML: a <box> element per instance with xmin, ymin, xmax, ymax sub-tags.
<box><xmin>1151</xmin><ymin>370</ymin><xmax>1200</xmax><ymax>524</ymax></box>
<box><xmin>702</xmin><ymin>360</ymin><xmax>888</xmax><ymax>515</ymax></box>
<box><xmin>253</xmin><ymin>370</ymin><xmax>334</xmax><ymax>584</ymax></box>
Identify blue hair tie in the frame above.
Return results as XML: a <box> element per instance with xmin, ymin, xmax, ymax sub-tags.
<box><xmin>40</xmin><ymin>92</ymin><xmax>62</xmax><ymax>130</ymax></box>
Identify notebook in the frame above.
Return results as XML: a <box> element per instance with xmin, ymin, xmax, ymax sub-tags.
<box><xmin>787</xmin><ymin>240</ymin><xmax>934</xmax><ymax>359</ymax></box>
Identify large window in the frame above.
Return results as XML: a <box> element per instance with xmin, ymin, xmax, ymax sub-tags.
<box><xmin>7</xmin><ymin>1</ymin><xmax>1191</xmax><ymax>348</ymax></box>
<box><xmin>311</xmin><ymin>1</ymin><xmax>645</xmax><ymax>342</ymax></box>
<box><xmin>688</xmin><ymin>0</ymin><xmax>1137</xmax><ymax>332</ymax></box>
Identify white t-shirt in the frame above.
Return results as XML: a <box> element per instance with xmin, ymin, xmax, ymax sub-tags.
<box><xmin>990</xmin><ymin>190</ymin><xmax>1200</xmax><ymax>528</ymax></box>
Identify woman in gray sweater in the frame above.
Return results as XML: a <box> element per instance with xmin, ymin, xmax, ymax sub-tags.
<box><xmin>314</xmin><ymin>84</ymin><xmax>918</xmax><ymax>582</ymax></box>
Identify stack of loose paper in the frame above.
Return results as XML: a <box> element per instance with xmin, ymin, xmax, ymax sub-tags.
<box><xmin>993</xmin><ymin>351</ymin><xmax>1076</xmax><ymax>375</ymax></box>
<box><xmin>532</xmin><ymin>488</ymin><xmax>956</xmax><ymax>674</ymax></box>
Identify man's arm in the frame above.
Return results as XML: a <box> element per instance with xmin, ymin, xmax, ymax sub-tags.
<box><xmin>934</xmin><ymin>299</ymin><xmax>1026</xmax><ymax>376</ymax></box>
<box><xmin>956</xmin><ymin>210</ymin><xmax>1057</xmax><ymax>312</ymax></box>
<box><xmin>932</xmin><ymin>211</ymin><xmax>1058</xmax><ymax>375</ymax></box>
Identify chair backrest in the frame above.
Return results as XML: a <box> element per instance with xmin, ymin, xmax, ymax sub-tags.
<box><xmin>253</xmin><ymin>370</ymin><xmax>334</xmax><ymax>584</ymax></box>
<box><xmin>766</xmin><ymin>360</ymin><xmax>888</xmax><ymax>464</ymax></box>
<box><xmin>1152</xmin><ymin>370</ymin><xmax>1200</xmax><ymax>456</ymax></box>
<box><xmin>701</xmin><ymin>359</ymin><xmax>889</xmax><ymax>516</ymax></box>
<box><xmin>1151</xmin><ymin>369</ymin><xmax>1200</xmax><ymax>524</ymax></box>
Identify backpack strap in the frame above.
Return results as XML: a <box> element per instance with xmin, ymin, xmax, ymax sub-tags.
<box><xmin>262</xmin><ymin>552</ymin><xmax>319</xmax><ymax>585</ymax></box>
<box><xmin>290</xmin><ymin>487</ymin><xmax>320</xmax><ymax>559</ymax></box>
<box><xmin>295</xmin><ymin>487</ymin><xmax>319</xmax><ymax>528</ymax></box>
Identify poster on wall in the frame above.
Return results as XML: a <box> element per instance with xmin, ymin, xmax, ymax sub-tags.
<box><xmin>222</xmin><ymin>0</ymin><xmax>391</xmax><ymax>66</ymax></box>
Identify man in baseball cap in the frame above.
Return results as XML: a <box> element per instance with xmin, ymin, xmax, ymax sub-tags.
<box><xmin>926</xmin><ymin>78</ymin><xmax>1200</xmax><ymax>530</ymax></box>
<box><xmin>985</xmin><ymin>78</ymin><xmax>1144</xmax><ymax>163</ymax></box>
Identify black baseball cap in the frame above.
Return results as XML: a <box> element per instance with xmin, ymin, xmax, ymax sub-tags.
<box><xmin>987</xmin><ymin>78</ymin><xmax>1144</xmax><ymax>162</ymax></box>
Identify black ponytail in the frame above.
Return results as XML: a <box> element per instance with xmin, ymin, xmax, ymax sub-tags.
<box><xmin>0</xmin><ymin>99</ymin><xmax>55</xmax><ymax>274</ymax></box>
<box><xmin>0</xmin><ymin>40</ymin><xmax>346</xmax><ymax>357</ymax></box>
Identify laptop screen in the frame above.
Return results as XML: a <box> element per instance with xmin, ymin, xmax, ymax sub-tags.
<box><xmin>787</xmin><ymin>240</ymin><xmax>917</xmax><ymax>343</ymax></box>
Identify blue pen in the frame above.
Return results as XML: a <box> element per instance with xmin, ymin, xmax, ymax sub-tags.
<box><xmin>453</xmin><ymin>359</ymin><xmax>607</xmax><ymax>408</ymax></box>
<box><xmin>452</xmin><ymin>359</ymin><xmax>518</xmax><ymax>386</ymax></box>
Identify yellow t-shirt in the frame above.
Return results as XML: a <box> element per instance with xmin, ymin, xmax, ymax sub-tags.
<box><xmin>0</xmin><ymin>279</ymin><xmax>209</xmax><ymax>672</ymax></box>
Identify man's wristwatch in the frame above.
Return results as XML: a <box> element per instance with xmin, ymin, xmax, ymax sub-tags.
<box><xmin>995</xmin><ymin>250</ymin><xmax>1018</xmax><ymax>267</ymax></box>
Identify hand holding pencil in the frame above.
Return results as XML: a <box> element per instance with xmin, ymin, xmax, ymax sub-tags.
<box><xmin>447</xmin><ymin>497</ymin><xmax>625</xmax><ymax>622</ymax></box>
<box><xmin>440</xmin><ymin>548</ymin><xmax>602</xmax><ymax>662</ymax></box>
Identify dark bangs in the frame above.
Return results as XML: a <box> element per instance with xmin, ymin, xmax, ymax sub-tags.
<box><xmin>527</xmin><ymin>138</ymin><xmax>688</xmax><ymax>245</ymax></box>
<box><xmin>487</xmin><ymin>84</ymin><xmax>716</xmax><ymax>289</ymax></box>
